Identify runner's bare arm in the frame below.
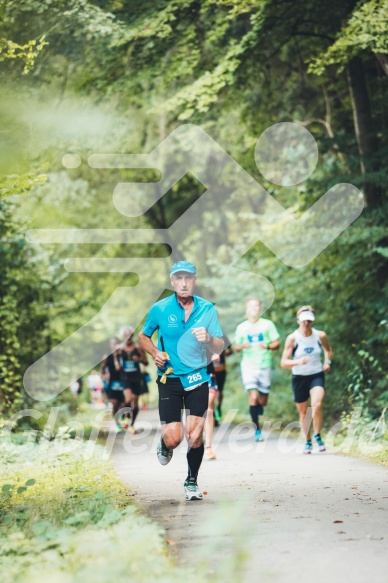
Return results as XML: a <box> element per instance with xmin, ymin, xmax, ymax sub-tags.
<box><xmin>99</xmin><ymin>355</ymin><xmax>107</xmax><ymax>377</ymax></box>
<box><xmin>234</xmin><ymin>341</ymin><xmax>251</xmax><ymax>351</ymax></box>
<box><xmin>280</xmin><ymin>334</ymin><xmax>309</xmax><ymax>369</ymax></box>
<box><xmin>318</xmin><ymin>330</ymin><xmax>332</xmax><ymax>372</ymax></box>
<box><xmin>139</xmin><ymin>346</ymin><xmax>149</xmax><ymax>366</ymax></box>
<box><xmin>113</xmin><ymin>348</ymin><xmax>121</xmax><ymax>371</ymax></box>
<box><xmin>259</xmin><ymin>339</ymin><xmax>280</xmax><ymax>350</ymax></box>
<box><xmin>138</xmin><ymin>331</ymin><xmax>169</xmax><ymax>368</ymax></box>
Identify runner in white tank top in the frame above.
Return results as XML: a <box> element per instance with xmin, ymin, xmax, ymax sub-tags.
<box><xmin>292</xmin><ymin>328</ymin><xmax>323</xmax><ymax>376</ymax></box>
<box><xmin>281</xmin><ymin>305</ymin><xmax>332</xmax><ymax>454</ymax></box>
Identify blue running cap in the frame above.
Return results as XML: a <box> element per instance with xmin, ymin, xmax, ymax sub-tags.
<box><xmin>170</xmin><ymin>261</ymin><xmax>197</xmax><ymax>276</ymax></box>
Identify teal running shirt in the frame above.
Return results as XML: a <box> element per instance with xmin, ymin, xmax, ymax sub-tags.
<box><xmin>142</xmin><ymin>293</ymin><xmax>223</xmax><ymax>385</ymax></box>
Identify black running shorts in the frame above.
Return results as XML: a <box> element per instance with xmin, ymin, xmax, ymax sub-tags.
<box><xmin>157</xmin><ymin>377</ymin><xmax>209</xmax><ymax>424</ymax></box>
<box><xmin>292</xmin><ymin>373</ymin><xmax>325</xmax><ymax>403</ymax></box>
<box><xmin>107</xmin><ymin>388</ymin><xmax>125</xmax><ymax>401</ymax></box>
<box><xmin>121</xmin><ymin>373</ymin><xmax>143</xmax><ymax>395</ymax></box>
<box><xmin>107</xmin><ymin>379</ymin><xmax>124</xmax><ymax>401</ymax></box>
<box><xmin>215</xmin><ymin>370</ymin><xmax>226</xmax><ymax>392</ymax></box>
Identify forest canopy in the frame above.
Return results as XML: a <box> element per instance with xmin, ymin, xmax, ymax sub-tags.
<box><xmin>0</xmin><ymin>0</ymin><xmax>387</xmax><ymax>421</ymax></box>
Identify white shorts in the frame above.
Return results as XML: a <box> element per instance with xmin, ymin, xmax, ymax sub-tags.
<box><xmin>241</xmin><ymin>367</ymin><xmax>271</xmax><ymax>393</ymax></box>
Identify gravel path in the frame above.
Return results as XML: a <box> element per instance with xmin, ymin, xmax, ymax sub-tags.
<box><xmin>113</xmin><ymin>408</ymin><xmax>388</xmax><ymax>583</ymax></box>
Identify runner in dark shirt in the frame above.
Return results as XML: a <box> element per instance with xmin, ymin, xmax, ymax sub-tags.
<box><xmin>100</xmin><ymin>337</ymin><xmax>125</xmax><ymax>432</ymax></box>
<box><xmin>120</xmin><ymin>326</ymin><xmax>148</xmax><ymax>434</ymax></box>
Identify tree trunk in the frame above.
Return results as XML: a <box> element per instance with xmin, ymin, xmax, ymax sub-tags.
<box><xmin>346</xmin><ymin>56</ymin><xmax>381</xmax><ymax>208</ymax></box>
<box><xmin>375</xmin><ymin>53</ymin><xmax>388</xmax><ymax>77</ymax></box>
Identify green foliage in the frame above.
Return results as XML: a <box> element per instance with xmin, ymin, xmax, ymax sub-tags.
<box><xmin>309</xmin><ymin>0</ymin><xmax>388</xmax><ymax>74</ymax></box>
<box><xmin>1</xmin><ymin>479</ymin><xmax>36</xmax><ymax>501</ymax></box>
<box><xmin>0</xmin><ymin>35</ymin><xmax>47</xmax><ymax>74</ymax></box>
<box><xmin>0</xmin><ymin>0</ymin><xmax>386</xmax><ymax>434</ymax></box>
<box><xmin>1</xmin><ymin>394</ymin><xmax>251</xmax><ymax>580</ymax></box>
<box><xmin>0</xmin><ymin>437</ymin><xmax>247</xmax><ymax>582</ymax></box>
<box><xmin>0</xmin><ymin>194</ymin><xmax>50</xmax><ymax>414</ymax></box>
<box><xmin>345</xmin><ymin>347</ymin><xmax>388</xmax><ymax>418</ymax></box>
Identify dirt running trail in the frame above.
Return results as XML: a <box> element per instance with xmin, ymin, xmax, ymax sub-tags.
<box><xmin>113</xmin><ymin>408</ymin><xmax>387</xmax><ymax>583</ymax></box>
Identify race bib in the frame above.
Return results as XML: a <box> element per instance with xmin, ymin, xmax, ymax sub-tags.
<box><xmin>123</xmin><ymin>360</ymin><xmax>137</xmax><ymax>372</ymax></box>
<box><xmin>180</xmin><ymin>367</ymin><xmax>210</xmax><ymax>391</ymax></box>
<box><xmin>110</xmin><ymin>381</ymin><xmax>124</xmax><ymax>390</ymax></box>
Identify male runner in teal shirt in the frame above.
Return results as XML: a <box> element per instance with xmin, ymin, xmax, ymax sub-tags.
<box><xmin>139</xmin><ymin>261</ymin><xmax>224</xmax><ymax>501</ymax></box>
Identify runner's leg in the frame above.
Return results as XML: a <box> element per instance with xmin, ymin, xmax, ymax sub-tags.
<box><xmin>310</xmin><ymin>386</ymin><xmax>325</xmax><ymax>435</ymax></box>
<box><xmin>109</xmin><ymin>398</ymin><xmax>120</xmax><ymax>422</ymax></box>
<box><xmin>205</xmin><ymin>390</ymin><xmax>217</xmax><ymax>458</ymax></box>
<box><xmin>310</xmin><ymin>384</ymin><xmax>326</xmax><ymax>451</ymax></box>
<box><xmin>248</xmin><ymin>389</ymin><xmax>263</xmax><ymax>430</ymax></box>
<box><xmin>162</xmin><ymin>421</ymin><xmax>184</xmax><ymax>449</ymax></box>
<box><xmin>123</xmin><ymin>387</ymin><xmax>133</xmax><ymax>427</ymax></box>
<box><xmin>185</xmin><ymin>415</ymin><xmax>206</xmax><ymax>479</ymax></box>
<box><xmin>295</xmin><ymin>401</ymin><xmax>312</xmax><ymax>441</ymax></box>
<box><xmin>157</xmin><ymin>378</ymin><xmax>185</xmax><ymax>462</ymax></box>
<box><xmin>185</xmin><ymin>383</ymin><xmax>208</xmax><ymax>482</ymax></box>
<box><xmin>215</xmin><ymin>371</ymin><xmax>226</xmax><ymax>417</ymax></box>
<box><xmin>131</xmin><ymin>393</ymin><xmax>139</xmax><ymax>426</ymax></box>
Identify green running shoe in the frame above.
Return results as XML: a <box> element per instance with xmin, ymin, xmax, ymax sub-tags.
<box><xmin>156</xmin><ymin>437</ymin><xmax>173</xmax><ymax>465</ymax></box>
<box><xmin>184</xmin><ymin>478</ymin><xmax>203</xmax><ymax>501</ymax></box>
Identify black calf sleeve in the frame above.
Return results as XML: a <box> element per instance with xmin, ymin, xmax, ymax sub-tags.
<box><xmin>131</xmin><ymin>406</ymin><xmax>139</xmax><ymax>425</ymax></box>
<box><xmin>186</xmin><ymin>443</ymin><xmax>204</xmax><ymax>481</ymax></box>
<box><xmin>250</xmin><ymin>404</ymin><xmax>262</xmax><ymax>430</ymax></box>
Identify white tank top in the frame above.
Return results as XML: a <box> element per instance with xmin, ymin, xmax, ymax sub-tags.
<box><xmin>292</xmin><ymin>328</ymin><xmax>323</xmax><ymax>376</ymax></box>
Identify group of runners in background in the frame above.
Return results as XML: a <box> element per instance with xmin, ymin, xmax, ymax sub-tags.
<box><xmin>84</xmin><ymin>327</ymin><xmax>151</xmax><ymax>433</ymax></box>
<box><xmin>74</xmin><ymin>261</ymin><xmax>332</xmax><ymax>501</ymax></box>
<box><xmin>137</xmin><ymin>261</ymin><xmax>332</xmax><ymax>501</ymax></box>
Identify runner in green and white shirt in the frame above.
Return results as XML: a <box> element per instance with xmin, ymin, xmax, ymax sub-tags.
<box><xmin>234</xmin><ymin>297</ymin><xmax>280</xmax><ymax>441</ymax></box>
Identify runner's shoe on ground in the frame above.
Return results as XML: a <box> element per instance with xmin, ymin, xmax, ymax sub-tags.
<box><xmin>184</xmin><ymin>478</ymin><xmax>203</xmax><ymax>501</ymax></box>
<box><xmin>303</xmin><ymin>440</ymin><xmax>312</xmax><ymax>454</ymax></box>
<box><xmin>156</xmin><ymin>437</ymin><xmax>173</xmax><ymax>465</ymax></box>
<box><xmin>206</xmin><ymin>447</ymin><xmax>216</xmax><ymax>460</ymax></box>
<box><xmin>128</xmin><ymin>426</ymin><xmax>139</xmax><ymax>435</ymax></box>
<box><xmin>255</xmin><ymin>429</ymin><xmax>264</xmax><ymax>442</ymax></box>
<box><xmin>314</xmin><ymin>433</ymin><xmax>326</xmax><ymax>452</ymax></box>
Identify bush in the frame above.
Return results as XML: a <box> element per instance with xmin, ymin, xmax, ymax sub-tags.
<box><xmin>0</xmin><ymin>438</ymin><xmax>199</xmax><ymax>583</ymax></box>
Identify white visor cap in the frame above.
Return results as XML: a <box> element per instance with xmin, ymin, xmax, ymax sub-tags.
<box><xmin>298</xmin><ymin>310</ymin><xmax>315</xmax><ymax>322</ymax></box>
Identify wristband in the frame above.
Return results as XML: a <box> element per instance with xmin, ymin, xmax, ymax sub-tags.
<box><xmin>203</xmin><ymin>335</ymin><xmax>212</xmax><ymax>344</ymax></box>
<box><xmin>266</xmin><ymin>345</ymin><xmax>271</xmax><ymax>350</ymax></box>
<box><xmin>324</xmin><ymin>359</ymin><xmax>332</xmax><ymax>364</ymax></box>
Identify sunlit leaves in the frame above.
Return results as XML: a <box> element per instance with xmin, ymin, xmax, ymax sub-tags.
<box><xmin>309</xmin><ymin>0</ymin><xmax>388</xmax><ymax>74</ymax></box>
<box><xmin>0</xmin><ymin>36</ymin><xmax>47</xmax><ymax>74</ymax></box>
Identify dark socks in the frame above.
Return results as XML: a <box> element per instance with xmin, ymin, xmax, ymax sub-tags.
<box><xmin>250</xmin><ymin>404</ymin><xmax>264</xmax><ymax>430</ymax></box>
<box><xmin>131</xmin><ymin>406</ymin><xmax>139</xmax><ymax>425</ymax></box>
<box><xmin>186</xmin><ymin>443</ymin><xmax>204</xmax><ymax>482</ymax></box>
